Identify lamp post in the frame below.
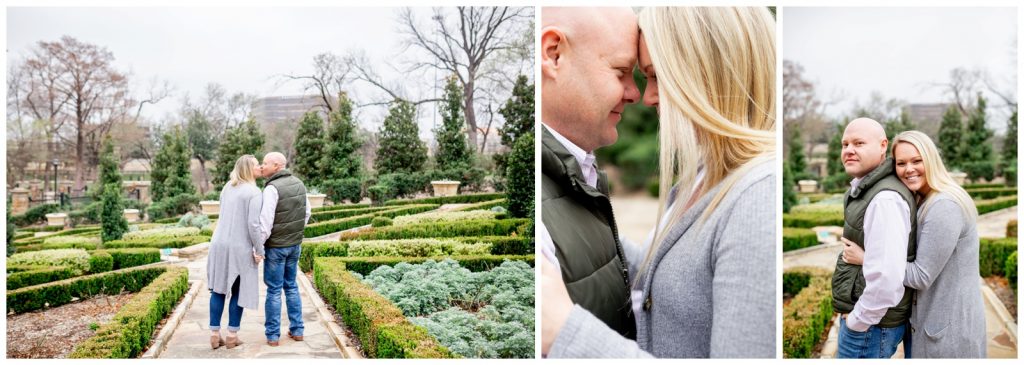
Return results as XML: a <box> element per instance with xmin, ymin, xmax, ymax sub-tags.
<box><xmin>51</xmin><ymin>159</ymin><xmax>59</xmax><ymax>204</ymax></box>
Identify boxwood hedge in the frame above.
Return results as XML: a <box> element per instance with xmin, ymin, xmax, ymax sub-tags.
<box><xmin>783</xmin><ymin>228</ymin><xmax>819</xmax><ymax>252</ymax></box>
<box><xmin>782</xmin><ymin>267</ymin><xmax>833</xmax><ymax>358</ymax></box>
<box><xmin>7</xmin><ymin>265</ymin><xmax>168</xmax><ymax>314</ymax></box>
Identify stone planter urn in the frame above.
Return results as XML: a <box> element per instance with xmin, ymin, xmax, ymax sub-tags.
<box><xmin>199</xmin><ymin>200</ymin><xmax>220</xmax><ymax>216</ymax></box>
<box><xmin>431</xmin><ymin>180</ymin><xmax>461</xmax><ymax>197</ymax></box>
<box><xmin>123</xmin><ymin>209</ymin><xmax>141</xmax><ymax>223</ymax></box>
<box><xmin>45</xmin><ymin>213</ymin><xmax>68</xmax><ymax>227</ymax></box>
<box><xmin>306</xmin><ymin>193</ymin><xmax>327</xmax><ymax>209</ymax></box>
<box><xmin>951</xmin><ymin>171</ymin><xmax>968</xmax><ymax>186</ymax></box>
<box><xmin>798</xmin><ymin>180</ymin><xmax>819</xmax><ymax>193</ymax></box>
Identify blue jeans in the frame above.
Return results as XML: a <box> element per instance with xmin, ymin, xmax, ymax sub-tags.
<box><xmin>837</xmin><ymin>316</ymin><xmax>906</xmax><ymax>358</ymax></box>
<box><xmin>264</xmin><ymin>245</ymin><xmax>303</xmax><ymax>341</ymax></box>
<box><xmin>210</xmin><ymin>277</ymin><xmax>243</xmax><ymax>331</ymax></box>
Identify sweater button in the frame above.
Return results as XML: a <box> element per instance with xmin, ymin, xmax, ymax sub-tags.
<box><xmin>643</xmin><ymin>296</ymin><xmax>652</xmax><ymax>311</ymax></box>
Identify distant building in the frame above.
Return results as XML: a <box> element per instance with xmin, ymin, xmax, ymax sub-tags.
<box><xmin>252</xmin><ymin>95</ymin><xmax>334</xmax><ymax>126</ymax></box>
<box><xmin>905</xmin><ymin>103</ymin><xmax>951</xmax><ymax>138</ymax></box>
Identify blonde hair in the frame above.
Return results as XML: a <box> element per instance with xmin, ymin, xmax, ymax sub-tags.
<box><xmin>638</xmin><ymin>7</ymin><xmax>776</xmax><ymax>283</ymax></box>
<box><xmin>891</xmin><ymin>131</ymin><xmax>977</xmax><ymax>220</ymax></box>
<box><xmin>228</xmin><ymin>155</ymin><xmax>258</xmax><ymax>187</ymax></box>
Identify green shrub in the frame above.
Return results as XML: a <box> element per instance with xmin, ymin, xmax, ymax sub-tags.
<box><xmin>14</xmin><ymin>226</ymin><xmax>104</xmax><ymax>246</ymax></box>
<box><xmin>69</xmin><ymin>266</ymin><xmax>189</xmax><ymax>358</ymax></box>
<box><xmin>304</xmin><ymin>204</ymin><xmax>439</xmax><ymax>238</ymax></box>
<box><xmin>782</xmin><ymin>271</ymin><xmax>811</xmax><ymax>297</ymax></box>
<box><xmin>10</xmin><ymin>203</ymin><xmax>59</xmax><ymax>227</ymax></box>
<box><xmin>328</xmin><ymin>255</ymin><xmax>533</xmax><ymax>276</ymax></box>
<box><xmin>152</xmin><ymin>216</ymin><xmax>183</xmax><ymax>224</ymax></box>
<box><xmin>1006</xmin><ymin>251</ymin><xmax>1017</xmax><ymax>293</ymax></box>
<box><xmin>6</xmin><ymin>266</ymin><xmax>77</xmax><ymax>290</ymax></box>
<box><xmin>965</xmin><ymin>187</ymin><xmax>1018</xmax><ymax>200</ymax></box>
<box><xmin>393</xmin><ymin>210</ymin><xmax>498</xmax><ymax>226</ymax></box>
<box><xmin>313</xmin><ymin>258</ymin><xmax>454</xmax><ymax>358</ymax></box>
<box><xmin>371</xmin><ymin>216</ymin><xmax>393</xmax><ymax>227</ymax></box>
<box><xmin>9</xmin><ymin>249</ymin><xmax>92</xmax><ymax>275</ymax></box>
<box><xmin>41</xmin><ymin>237</ymin><xmax>102</xmax><ymax>250</ymax></box>
<box><xmin>782</xmin><ymin>212</ymin><xmax>844</xmax><ymax>228</ymax></box>
<box><xmin>339</xmin><ymin>219</ymin><xmax>530</xmax><ymax>241</ymax></box>
<box><xmin>322</xmin><ymin>177</ymin><xmax>364</xmax><ymax>204</ymax></box>
<box><xmin>311</xmin><ymin>206</ymin><xmax>391</xmax><ymax>223</ymax></box>
<box><xmin>312</xmin><ymin>203</ymin><xmax>372</xmax><ymax>213</ymax></box>
<box><xmin>782</xmin><ymin>267</ymin><xmax>833</xmax><ymax>358</ymax></box>
<box><xmin>962</xmin><ymin>183</ymin><xmax>1004</xmax><ymax>189</ymax></box>
<box><xmin>450</xmin><ymin>198</ymin><xmax>507</xmax><ymax>212</ymax></box>
<box><xmin>783</xmin><ymin>228</ymin><xmax>819</xmax><ymax>252</ymax></box>
<box><xmin>367</xmin><ymin>184</ymin><xmax>394</xmax><ymax>206</ymax></box>
<box><xmin>383</xmin><ymin>193</ymin><xmax>506</xmax><ymax>206</ymax></box>
<box><xmin>505</xmin><ymin>133</ymin><xmax>534</xmax><ymax>219</ymax></box>
<box><xmin>103</xmin><ymin>235</ymin><xmax>209</xmax><ymax>249</ymax></box>
<box><xmin>980</xmin><ymin>238</ymin><xmax>1018</xmax><ymax>277</ymax></box>
<box><xmin>89</xmin><ymin>251</ymin><xmax>114</xmax><ymax>273</ymax></box>
<box><xmin>1007</xmin><ymin>219</ymin><xmax>1018</xmax><ymax>238</ymax></box>
<box><xmin>146</xmin><ymin>194</ymin><xmax>200</xmax><ymax>221</ymax></box>
<box><xmin>346</xmin><ymin>240</ymin><xmax>489</xmax><ymax>258</ymax></box>
<box><xmin>7</xmin><ymin>265</ymin><xmax>169</xmax><ymax>314</ymax></box>
<box><xmin>122</xmin><ymin>226</ymin><xmax>201</xmax><ymax>240</ymax></box>
<box><xmin>102</xmin><ymin>248</ymin><xmax>162</xmax><ymax>269</ymax></box>
<box><xmin>976</xmin><ymin>196</ymin><xmax>1017</xmax><ymax>215</ymax></box>
<box><xmin>789</xmin><ymin>204</ymin><xmax>843</xmax><ymax>215</ymax></box>
<box><xmin>177</xmin><ymin>212</ymin><xmax>211</xmax><ymax>229</ymax></box>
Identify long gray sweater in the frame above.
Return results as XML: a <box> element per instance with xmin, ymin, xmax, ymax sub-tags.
<box><xmin>548</xmin><ymin>160</ymin><xmax>777</xmax><ymax>358</ymax></box>
<box><xmin>904</xmin><ymin>193</ymin><xmax>986</xmax><ymax>358</ymax></box>
<box><xmin>206</xmin><ymin>182</ymin><xmax>265</xmax><ymax>310</ymax></box>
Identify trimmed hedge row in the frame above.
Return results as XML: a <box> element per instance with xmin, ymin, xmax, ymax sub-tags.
<box><xmin>326</xmin><ymin>255</ymin><xmax>534</xmax><ymax>276</ymax></box>
<box><xmin>310</xmin><ymin>206</ymin><xmax>392</xmax><ymax>223</ymax></box>
<box><xmin>299</xmin><ymin>236</ymin><xmax>534</xmax><ymax>272</ymax></box>
<box><xmin>980</xmin><ymin>238</ymin><xmax>1018</xmax><ymax>277</ymax></box>
<box><xmin>966</xmin><ymin>187</ymin><xmax>1018</xmax><ymax>200</ymax></box>
<box><xmin>89</xmin><ymin>251</ymin><xmax>114</xmax><ymax>273</ymax></box>
<box><xmin>313</xmin><ymin>258</ymin><xmax>454</xmax><ymax>358</ymax></box>
<box><xmin>782</xmin><ymin>271</ymin><xmax>811</xmax><ymax>297</ymax></box>
<box><xmin>782</xmin><ymin>212</ymin><xmax>844</xmax><ymax>228</ymax></box>
<box><xmin>69</xmin><ymin>266</ymin><xmax>189</xmax><ymax>358</ymax></box>
<box><xmin>450</xmin><ymin>198</ymin><xmax>508</xmax><ymax>212</ymax></box>
<box><xmin>9</xmin><ymin>203</ymin><xmax>59</xmax><ymax>227</ymax></box>
<box><xmin>103</xmin><ymin>235</ymin><xmax>210</xmax><ymax>249</ymax></box>
<box><xmin>7</xmin><ymin>265</ymin><xmax>168</xmax><ymax>314</ymax></box>
<box><xmin>312</xmin><ymin>203</ymin><xmax>372</xmax><ymax>213</ymax></box>
<box><xmin>304</xmin><ymin>204</ymin><xmax>439</xmax><ymax>238</ymax></box>
<box><xmin>976</xmin><ymin>196</ymin><xmax>1017</xmax><ymax>215</ymax></box>
<box><xmin>782</xmin><ymin>267</ymin><xmax>834</xmax><ymax>358</ymax></box>
<box><xmin>102</xmin><ymin>248</ymin><xmax>163</xmax><ymax>270</ymax></box>
<box><xmin>783</xmin><ymin>228</ymin><xmax>819</xmax><ymax>252</ymax></box>
<box><xmin>1007</xmin><ymin>251</ymin><xmax>1017</xmax><ymax>293</ymax></box>
<box><xmin>338</xmin><ymin>219</ymin><xmax>531</xmax><ymax>241</ymax></box>
<box><xmin>962</xmin><ymin>183</ymin><xmax>1005</xmax><ymax>190</ymax></box>
<box><xmin>382</xmin><ymin>193</ymin><xmax>505</xmax><ymax>207</ymax></box>
<box><xmin>13</xmin><ymin>226</ymin><xmax>103</xmax><ymax>246</ymax></box>
<box><xmin>1007</xmin><ymin>219</ymin><xmax>1018</xmax><ymax>238</ymax></box>
<box><xmin>8</xmin><ymin>249</ymin><xmax>91</xmax><ymax>275</ymax></box>
<box><xmin>7</xmin><ymin>266</ymin><xmax>78</xmax><ymax>290</ymax></box>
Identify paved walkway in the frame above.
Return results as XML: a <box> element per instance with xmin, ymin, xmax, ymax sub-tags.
<box><xmin>157</xmin><ymin>254</ymin><xmax>342</xmax><ymax>358</ymax></box>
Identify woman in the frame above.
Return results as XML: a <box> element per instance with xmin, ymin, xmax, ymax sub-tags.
<box><xmin>541</xmin><ymin>7</ymin><xmax>777</xmax><ymax>358</ymax></box>
<box><xmin>842</xmin><ymin>130</ymin><xmax>986</xmax><ymax>358</ymax></box>
<box><xmin>207</xmin><ymin>155</ymin><xmax>265</xmax><ymax>349</ymax></box>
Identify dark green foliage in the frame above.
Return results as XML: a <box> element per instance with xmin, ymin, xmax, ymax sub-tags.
<box><xmin>372</xmin><ymin>216</ymin><xmax>393</xmax><ymax>227</ymax></box>
<box><xmin>823</xmin><ymin>120</ymin><xmax>851</xmax><ymax>192</ymax></box>
<box><xmin>788</xmin><ymin>128</ymin><xmax>813</xmax><ymax>181</ymax></box>
<box><xmin>375</xmin><ymin>99</ymin><xmax>427</xmax><ymax>175</ymax></box>
<box><xmin>783</xmin><ymin>228</ymin><xmax>818</xmax><ymax>252</ymax></box>
<box><xmin>6</xmin><ymin>266</ymin><xmax>77</xmax><ymax>290</ymax></box>
<box><xmin>979</xmin><ymin>238</ymin><xmax>1017</xmax><ymax>277</ymax></box>
<box><xmin>322</xmin><ymin>178</ymin><xmax>363</xmax><ymax>204</ymax></box>
<box><xmin>594</xmin><ymin>68</ymin><xmax>658</xmax><ymax>191</ymax></box>
<box><xmin>884</xmin><ymin>110</ymin><xmax>915</xmax><ymax>139</ymax></box>
<box><xmin>146</xmin><ymin>193</ymin><xmax>201</xmax><ymax>221</ymax></box>
<box><xmin>321</xmin><ymin>255</ymin><xmax>533</xmax><ymax>277</ymax></box>
<box><xmin>100</xmin><ymin>183</ymin><xmax>129</xmax><ymax>242</ymax></box>
<box><xmin>103</xmin><ymin>235</ymin><xmax>209</xmax><ymax>249</ymax></box>
<box><xmin>937</xmin><ymin>105</ymin><xmax>964</xmax><ymax>169</ymax></box>
<box><xmin>311</xmin><ymin>206</ymin><xmax>391</xmax><ymax>222</ymax></box>
<box><xmin>339</xmin><ymin>219</ymin><xmax>531</xmax><ymax>241</ymax></box>
<box><xmin>303</xmin><ymin>204</ymin><xmax>439</xmax><ymax>238</ymax></box>
<box><xmin>505</xmin><ymin>133</ymin><xmax>534</xmax><ymax>218</ymax></box>
<box><xmin>299</xmin><ymin>236</ymin><xmax>532</xmax><ymax>272</ymax></box>
<box><xmin>782</xmin><ymin>212</ymin><xmax>844</xmax><ymax>228</ymax></box>
<box><xmin>212</xmin><ymin>118</ymin><xmax>266</xmax><ymax>188</ymax></box>
<box><xmin>434</xmin><ymin>75</ymin><xmax>473</xmax><ymax>171</ymax></box>
<box><xmin>7</xmin><ymin>266</ymin><xmax>169</xmax><ymax>314</ymax></box>
<box><xmin>320</xmin><ymin>93</ymin><xmax>366</xmax><ymax>202</ymax></box>
<box><xmin>369</xmin><ymin>173</ymin><xmax>431</xmax><ymax>204</ymax></box>
<box><xmin>1003</xmin><ymin>110</ymin><xmax>1017</xmax><ymax>166</ymax></box>
<box><xmin>103</xmin><ymin>248</ymin><xmax>162</xmax><ymax>269</ymax></box>
<box><xmin>293</xmin><ymin>111</ymin><xmax>326</xmax><ymax>182</ymax></box>
<box><xmin>383</xmin><ymin>192</ymin><xmax>505</xmax><ymax>206</ymax></box>
<box><xmin>313</xmin><ymin>259</ymin><xmax>454</xmax><ymax>358</ymax></box>
<box><xmin>783</xmin><ymin>161</ymin><xmax>797</xmax><ymax>213</ymax></box>
<box><xmin>150</xmin><ymin>127</ymin><xmax>199</xmax><ymax>219</ymax></box>
<box><xmin>185</xmin><ymin>110</ymin><xmax>218</xmax><ymax>187</ymax></box>
<box><xmin>782</xmin><ymin>271</ymin><xmax>811</xmax><ymax>297</ymax></box>
<box><xmin>965</xmin><ymin>187</ymin><xmax>1018</xmax><ymax>200</ymax></box>
<box><xmin>1006</xmin><ymin>251</ymin><xmax>1017</xmax><ymax>293</ymax></box>
<box><xmin>782</xmin><ymin>268</ymin><xmax>833</xmax><ymax>358</ymax></box>
<box><xmin>963</xmin><ymin>95</ymin><xmax>995</xmax><ymax>181</ymax></box>
<box><xmin>976</xmin><ymin>196</ymin><xmax>1017</xmax><ymax>215</ymax></box>
<box><xmin>10</xmin><ymin>203</ymin><xmax>59</xmax><ymax>227</ymax></box>
<box><xmin>69</xmin><ymin>267</ymin><xmax>189</xmax><ymax>358</ymax></box>
<box><xmin>89</xmin><ymin>251</ymin><xmax>114</xmax><ymax>273</ymax></box>
<box><xmin>428</xmin><ymin>166</ymin><xmax>486</xmax><ymax>193</ymax></box>
<box><xmin>7</xmin><ymin>202</ymin><xmax>16</xmax><ymax>257</ymax></box>
<box><xmin>498</xmin><ymin>75</ymin><xmax>535</xmax><ymax>150</ymax></box>
<box><xmin>13</xmin><ymin>226</ymin><xmax>102</xmax><ymax>246</ymax></box>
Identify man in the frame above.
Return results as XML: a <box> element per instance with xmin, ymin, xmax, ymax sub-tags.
<box><xmin>538</xmin><ymin>7</ymin><xmax>640</xmax><ymax>340</ymax></box>
<box><xmin>254</xmin><ymin>152</ymin><xmax>312</xmax><ymax>347</ymax></box>
<box><xmin>832</xmin><ymin>118</ymin><xmax>917</xmax><ymax>358</ymax></box>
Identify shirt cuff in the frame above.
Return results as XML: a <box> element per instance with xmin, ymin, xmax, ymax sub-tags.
<box><xmin>846</xmin><ymin>312</ymin><xmax>871</xmax><ymax>333</ymax></box>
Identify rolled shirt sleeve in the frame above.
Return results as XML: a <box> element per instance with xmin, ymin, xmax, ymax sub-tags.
<box><xmin>847</xmin><ymin>191</ymin><xmax>911</xmax><ymax>332</ymax></box>
<box><xmin>538</xmin><ymin>220</ymin><xmax>561</xmax><ymax>273</ymax></box>
<box><xmin>256</xmin><ymin>185</ymin><xmax>279</xmax><ymax>246</ymax></box>
<box><xmin>305</xmin><ymin>196</ymin><xmax>311</xmax><ymax>225</ymax></box>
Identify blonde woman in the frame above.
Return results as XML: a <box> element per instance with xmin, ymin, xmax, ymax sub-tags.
<box><xmin>541</xmin><ymin>7</ymin><xmax>776</xmax><ymax>358</ymax></box>
<box><xmin>842</xmin><ymin>131</ymin><xmax>986</xmax><ymax>358</ymax></box>
<box><xmin>206</xmin><ymin>155</ymin><xmax>265</xmax><ymax>349</ymax></box>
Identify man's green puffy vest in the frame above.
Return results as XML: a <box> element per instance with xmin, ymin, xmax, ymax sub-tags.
<box><xmin>264</xmin><ymin>169</ymin><xmax>308</xmax><ymax>248</ymax></box>
<box><xmin>832</xmin><ymin>158</ymin><xmax>918</xmax><ymax>328</ymax></box>
<box><xmin>541</xmin><ymin>127</ymin><xmax>635</xmax><ymax>339</ymax></box>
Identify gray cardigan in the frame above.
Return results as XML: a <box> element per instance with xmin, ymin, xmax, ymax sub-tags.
<box><xmin>548</xmin><ymin>160</ymin><xmax>777</xmax><ymax>358</ymax></box>
<box><xmin>904</xmin><ymin>193</ymin><xmax>986</xmax><ymax>358</ymax></box>
<box><xmin>206</xmin><ymin>182</ymin><xmax>264</xmax><ymax>310</ymax></box>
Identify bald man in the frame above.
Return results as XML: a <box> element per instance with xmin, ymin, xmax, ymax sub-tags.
<box><xmin>254</xmin><ymin>151</ymin><xmax>312</xmax><ymax>346</ymax></box>
<box><xmin>539</xmin><ymin>7</ymin><xmax>640</xmax><ymax>340</ymax></box>
<box><xmin>831</xmin><ymin>118</ymin><xmax>917</xmax><ymax>358</ymax></box>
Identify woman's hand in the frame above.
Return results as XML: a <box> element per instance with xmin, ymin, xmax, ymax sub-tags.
<box><xmin>253</xmin><ymin>251</ymin><xmax>264</xmax><ymax>264</ymax></box>
<box><xmin>541</xmin><ymin>255</ymin><xmax>573</xmax><ymax>355</ymax></box>
<box><xmin>841</xmin><ymin>237</ymin><xmax>865</xmax><ymax>265</ymax></box>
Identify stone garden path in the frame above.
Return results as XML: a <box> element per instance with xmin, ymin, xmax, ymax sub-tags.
<box><xmin>785</xmin><ymin>205</ymin><xmax>1018</xmax><ymax>358</ymax></box>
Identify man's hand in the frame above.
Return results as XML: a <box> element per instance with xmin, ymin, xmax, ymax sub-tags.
<box><xmin>253</xmin><ymin>251</ymin><xmax>264</xmax><ymax>264</ymax></box>
<box><xmin>841</xmin><ymin>237</ymin><xmax>865</xmax><ymax>265</ymax></box>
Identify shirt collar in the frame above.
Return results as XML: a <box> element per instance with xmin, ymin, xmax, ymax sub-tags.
<box><xmin>543</xmin><ymin>123</ymin><xmax>596</xmax><ymax>169</ymax></box>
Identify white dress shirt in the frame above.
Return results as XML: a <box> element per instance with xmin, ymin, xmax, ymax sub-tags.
<box><xmin>543</xmin><ymin>124</ymin><xmax>598</xmax><ymax>189</ymax></box>
<box><xmin>255</xmin><ymin>184</ymin><xmax>312</xmax><ymax>246</ymax></box>
<box><xmin>846</xmin><ymin>177</ymin><xmax>912</xmax><ymax>332</ymax></box>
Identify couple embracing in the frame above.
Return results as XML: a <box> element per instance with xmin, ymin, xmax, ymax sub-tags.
<box><xmin>833</xmin><ymin>118</ymin><xmax>987</xmax><ymax>358</ymax></box>
<box><xmin>205</xmin><ymin>152</ymin><xmax>312</xmax><ymax>349</ymax></box>
<box><xmin>539</xmin><ymin>7</ymin><xmax>777</xmax><ymax>358</ymax></box>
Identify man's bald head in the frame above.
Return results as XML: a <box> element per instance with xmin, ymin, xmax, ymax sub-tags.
<box><xmin>540</xmin><ymin>7</ymin><xmax>640</xmax><ymax>152</ymax></box>
<box><xmin>260</xmin><ymin>152</ymin><xmax>288</xmax><ymax>177</ymax></box>
<box><xmin>841</xmin><ymin>118</ymin><xmax>889</xmax><ymax>178</ymax></box>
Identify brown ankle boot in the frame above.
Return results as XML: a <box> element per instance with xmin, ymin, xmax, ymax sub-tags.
<box><xmin>226</xmin><ymin>335</ymin><xmax>244</xmax><ymax>349</ymax></box>
<box><xmin>210</xmin><ymin>335</ymin><xmax>225</xmax><ymax>349</ymax></box>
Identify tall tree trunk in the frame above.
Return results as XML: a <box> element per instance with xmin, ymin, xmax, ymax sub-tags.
<box><xmin>463</xmin><ymin>81</ymin><xmax>479</xmax><ymax>152</ymax></box>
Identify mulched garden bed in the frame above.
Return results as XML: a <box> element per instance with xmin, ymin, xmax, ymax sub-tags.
<box><xmin>7</xmin><ymin>292</ymin><xmax>135</xmax><ymax>358</ymax></box>
<box><xmin>984</xmin><ymin>276</ymin><xmax>1017</xmax><ymax>321</ymax></box>
<box><xmin>307</xmin><ymin>272</ymin><xmax>366</xmax><ymax>358</ymax></box>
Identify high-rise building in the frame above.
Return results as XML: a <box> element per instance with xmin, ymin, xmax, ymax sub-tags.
<box><xmin>251</xmin><ymin>95</ymin><xmax>334</xmax><ymax>126</ymax></box>
<box><xmin>905</xmin><ymin>103</ymin><xmax>951</xmax><ymax>138</ymax></box>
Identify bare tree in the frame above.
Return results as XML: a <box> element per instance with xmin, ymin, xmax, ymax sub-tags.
<box><xmin>280</xmin><ymin>52</ymin><xmax>352</xmax><ymax>113</ymax></box>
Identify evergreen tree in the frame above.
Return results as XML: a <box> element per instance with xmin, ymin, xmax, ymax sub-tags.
<box><xmin>506</xmin><ymin>133</ymin><xmax>534</xmax><ymax>218</ymax></box>
<box><xmin>293</xmin><ymin>111</ymin><xmax>326</xmax><ymax>182</ymax></box>
<box><xmin>150</xmin><ymin>132</ymin><xmax>174</xmax><ymax>202</ymax></box>
<box><xmin>783</xmin><ymin>160</ymin><xmax>797</xmax><ymax>213</ymax></box>
<box><xmin>185</xmin><ymin>111</ymin><xmax>218</xmax><ymax>193</ymax></box>
<box><xmin>98</xmin><ymin>136</ymin><xmax>128</xmax><ymax>241</ymax></box>
<box><xmin>434</xmin><ymin>75</ymin><xmax>473</xmax><ymax>170</ymax></box>
<box><xmin>375</xmin><ymin>99</ymin><xmax>427</xmax><ymax>174</ymax></box>
<box><xmin>498</xmin><ymin>75</ymin><xmax>535</xmax><ymax>149</ymax></box>
<box><xmin>788</xmin><ymin>128</ymin><xmax>811</xmax><ymax>181</ymax></box>
<box><xmin>963</xmin><ymin>94</ymin><xmax>995</xmax><ymax>181</ymax></box>
<box><xmin>320</xmin><ymin>93</ymin><xmax>365</xmax><ymax>203</ymax></box>
<box><xmin>822</xmin><ymin>120</ymin><xmax>851</xmax><ymax>192</ymax></box>
<box><xmin>1002</xmin><ymin>109</ymin><xmax>1017</xmax><ymax>164</ymax></box>
<box><xmin>937</xmin><ymin>105</ymin><xmax>964</xmax><ymax>170</ymax></box>
<box><xmin>212</xmin><ymin>118</ymin><xmax>266</xmax><ymax>188</ymax></box>
<box><xmin>884</xmin><ymin>110</ymin><xmax>915</xmax><ymax>140</ymax></box>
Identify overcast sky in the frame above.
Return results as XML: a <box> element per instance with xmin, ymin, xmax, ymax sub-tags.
<box><xmin>784</xmin><ymin>7</ymin><xmax>1017</xmax><ymax>129</ymax></box>
<box><xmin>7</xmin><ymin>7</ymin><xmax>531</xmax><ymax>137</ymax></box>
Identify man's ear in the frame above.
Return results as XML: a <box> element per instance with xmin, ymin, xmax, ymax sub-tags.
<box><xmin>541</xmin><ymin>27</ymin><xmax>565</xmax><ymax>80</ymax></box>
<box><xmin>880</xmin><ymin>138</ymin><xmax>889</xmax><ymax>157</ymax></box>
